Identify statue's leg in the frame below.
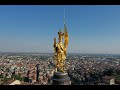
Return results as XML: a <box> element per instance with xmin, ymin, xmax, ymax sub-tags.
<box><xmin>60</xmin><ymin>60</ymin><xmax>64</xmax><ymax>72</ymax></box>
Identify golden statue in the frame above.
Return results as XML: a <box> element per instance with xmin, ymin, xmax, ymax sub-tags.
<box><xmin>53</xmin><ymin>24</ymin><xmax>69</xmax><ymax>72</ymax></box>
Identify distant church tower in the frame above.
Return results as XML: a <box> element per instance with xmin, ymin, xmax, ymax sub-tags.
<box><xmin>36</xmin><ymin>64</ymin><xmax>40</xmax><ymax>82</ymax></box>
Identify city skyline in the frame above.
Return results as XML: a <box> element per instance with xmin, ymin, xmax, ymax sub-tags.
<box><xmin>0</xmin><ymin>5</ymin><xmax>120</xmax><ymax>54</ymax></box>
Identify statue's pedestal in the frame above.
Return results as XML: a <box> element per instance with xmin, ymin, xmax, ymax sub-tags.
<box><xmin>52</xmin><ymin>72</ymin><xmax>71</xmax><ymax>85</ymax></box>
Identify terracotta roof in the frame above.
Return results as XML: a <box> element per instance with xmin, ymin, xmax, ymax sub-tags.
<box><xmin>2</xmin><ymin>80</ymin><xmax>15</xmax><ymax>85</ymax></box>
<box><xmin>102</xmin><ymin>76</ymin><xmax>115</xmax><ymax>79</ymax></box>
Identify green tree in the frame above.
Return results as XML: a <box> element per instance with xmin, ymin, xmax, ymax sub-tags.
<box><xmin>12</xmin><ymin>74</ymin><xmax>23</xmax><ymax>81</ymax></box>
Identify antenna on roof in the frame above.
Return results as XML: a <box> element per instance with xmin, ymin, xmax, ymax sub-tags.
<box><xmin>64</xmin><ymin>8</ymin><xmax>66</xmax><ymax>24</ymax></box>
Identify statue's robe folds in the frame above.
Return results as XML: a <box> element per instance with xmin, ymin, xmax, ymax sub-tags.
<box><xmin>54</xmin><ymin>42</ymin><xmax>66</xmax><ymax>72</ymax></box>
<box><xmin>56</xmin><ymin>42</ymin><xmax>66</xmax><ymax>61</ymax></box>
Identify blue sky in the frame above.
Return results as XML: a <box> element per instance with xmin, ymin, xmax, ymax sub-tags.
<box><xmin>0</xmin><ymin>5</ymin><xmax>120</xmax><ymax>54</ymax></box>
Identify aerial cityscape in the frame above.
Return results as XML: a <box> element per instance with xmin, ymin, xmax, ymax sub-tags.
<box><xmin>0</xmin><ymin>52</ymin><xmax>120</xmax><ymax>85</ymax></box>
<box><xmin>0</xmin><ymin>5</ymin><xmax>120</xmax><ymax>85</ymax></box>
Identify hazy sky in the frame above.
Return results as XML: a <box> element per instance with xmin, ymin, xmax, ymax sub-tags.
<box><xmin>0</xmin><ymin>5</ymin><xmax>120</xmax><ymax>54</ymax></box>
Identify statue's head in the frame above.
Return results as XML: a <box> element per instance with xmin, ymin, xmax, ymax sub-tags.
<box><xmin>58</xmin><ymin>29</ymin><xmax>64</xmax><ymax>42</ymax></box>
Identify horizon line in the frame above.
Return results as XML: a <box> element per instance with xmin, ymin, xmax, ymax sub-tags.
<box><xmin>0</xmin><ymin>51</ymin><xmax>120</xmax><ymax>55</ymax></box>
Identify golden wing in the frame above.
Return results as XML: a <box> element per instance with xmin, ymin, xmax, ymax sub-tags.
<box><xmin>64</xmin><ymin>24</ymin><xmax>69</xmax><ymax>49</ymax></box>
